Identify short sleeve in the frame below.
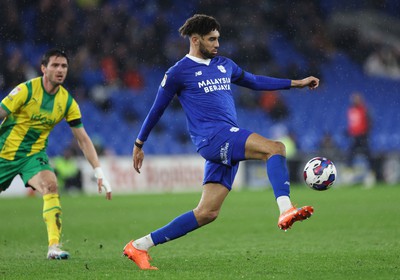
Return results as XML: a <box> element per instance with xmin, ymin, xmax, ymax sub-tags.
<box><xmin>65</xmin><ymin>98</ymin><xmax>82</xmax><ymax>123</ymax></box>
<box><xmin>1</xmin><ymin>84</ymin><xmax>29</xmax><ymax>114</ymax></box>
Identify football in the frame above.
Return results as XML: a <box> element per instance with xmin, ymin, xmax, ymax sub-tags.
<box><xmin>303</xmin><ymin>157</ymin><xmax>337</xmax><ymax>191</ymax></box>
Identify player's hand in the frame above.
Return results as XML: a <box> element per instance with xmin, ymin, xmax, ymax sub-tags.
<box><xmin>292</xmin><ymin>76</ymin><xmax>319</xmax><ymax>89</ymax></box>
<box><xmin>305</xmin><ymin>76</ymin><xmax>319</xmax><ymax>89</ymax></box>
<box><xmin>94</xmin><ymin>167</ymin><xmax>112</xmax><ymax>200</ymax></box>
<box><xmin>133</xmin><ymin>145</ymin><xmax>144</xmax><ymax>174</ymax></box>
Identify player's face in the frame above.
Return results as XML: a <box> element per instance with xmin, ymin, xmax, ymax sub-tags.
<box><xmin>42</xmin><ymin>56</ymin><xmax>68</xmax><ymax>86</ymax></box>
<box><xmin>199</xmin><ymin>30</ymin><xmax>220</xmax><ymax>59</ymax></box>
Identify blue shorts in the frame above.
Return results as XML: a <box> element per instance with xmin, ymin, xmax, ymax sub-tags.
<box><xmin>198</xmin><ymin>126</ymin><xmax>252</xmax><ymax>190</ymax></box>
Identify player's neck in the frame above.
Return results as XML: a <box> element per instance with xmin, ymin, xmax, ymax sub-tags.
<box><xmin>187</xmin><ymin>47</ymin><xmax>212</xmax><ymax>64</ymax></box>
<box><xmin>42</xmin><ymin>76</ymin><xmax>60</xmax><ymax>95</ymax></box>
<box><xmin>188</xmin><ymin>49</ymin><xmax>208</xmax><ymax>60</ymax></box>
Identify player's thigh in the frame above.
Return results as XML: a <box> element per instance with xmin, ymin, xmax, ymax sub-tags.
<box><xmin>196</xmin><ymin>183</ymin><xmax>229</xmax><ymax>213</ymax></box>
<box><xmin>245</xmin><ymin>132</ymin><xmax>285</xmax><ymax>160</ymax></box>
<box><xmin>21</xmin><ymin>152</ymin><xmax>57</xmax><ymax>194</ymax></box>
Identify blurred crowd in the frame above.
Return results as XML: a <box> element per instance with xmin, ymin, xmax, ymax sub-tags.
<box><xmin>1</xmin><ymin>0</ymin><xmax>399</xmax><ymax>186</ymax></box>
<box><xmin>1</xmin><ymin>0</ymin><xmax>399</xmax><ymax>101</ymax></box>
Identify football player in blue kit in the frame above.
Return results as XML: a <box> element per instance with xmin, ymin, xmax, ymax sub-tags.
<box><xmin>123</xmin><ymin>14</ymin><xmax>320</xmax><ymax>270</ymax></box>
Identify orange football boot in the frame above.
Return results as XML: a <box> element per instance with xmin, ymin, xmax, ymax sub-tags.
<box><xmin>123</xmin><ymin>240</ymin><xmax>158</xmax><ymax>270</ymax></box>
<box><xmin>278</xmin><ymin>206</ymin><xmax>314</xmax><ymax>231</ymax></box>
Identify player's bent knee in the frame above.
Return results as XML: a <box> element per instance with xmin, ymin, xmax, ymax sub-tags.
<box><xmin>41</xmin><ymin>181</ymin><xmax>59</xmax><ymax>194</ymax></box>
<box><xmin>194</xmin><ymin>209</ymin><xmax>219</xmax><ymax>226</ymax></box>
<box><xmin>201</xmin><ymin>213</ymin><xmax>219</xmax><ymax>226</ymax></box>
<box><xmin>272</xmin><ymin>141</ymin><xmax>286</xmax><ymax>156</ymax></box>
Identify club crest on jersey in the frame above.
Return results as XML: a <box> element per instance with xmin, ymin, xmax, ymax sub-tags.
<box><xmin>217</xmin><ymin>65</ymin><xmax>226</xmax><ymax>73</ymax></box>
<box><xmin>161</xmin><ymin>74</ymin><xmax>167</xmax><ymax>87</ymax></box>
<box><xmin>57</xmin><ymin>103</ymin><xmax>63</xmax><ymax>113</ymax></box>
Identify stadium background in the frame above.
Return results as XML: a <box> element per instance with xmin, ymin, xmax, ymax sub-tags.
<box><xmin>1</xmin><ymin>0</ymin><xmax>400</xmax><ymax>192</ymax></box>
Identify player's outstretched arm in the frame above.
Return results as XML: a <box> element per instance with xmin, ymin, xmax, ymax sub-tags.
<box><xmin>133</xmin><ymin>139</ymin><xmax>144</xmax><ymax>174</ymax></box>
<box><xmin>291</xmin><ymin>76</ymin><xmax>319</xmax><ymax>89</ymax></box>
<box><xmin>71</xmin><ymin>126</ymin><xmax>112</xmax><ymax>200</ymax></box>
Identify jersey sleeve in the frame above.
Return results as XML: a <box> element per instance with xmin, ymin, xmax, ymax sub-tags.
<box><xmin>235</xmin><ymin>71</ymin><xmax>291</xmax><ymax>90</ymax></box>
<box><xmin>65</xmin><ymin>98</ymin><xmax>83</xmax><ymax>127</ymax></box>
<box><xmin>160</xmin><ymin>67</ymin><xmax>182</xmax><ymax>95</ymax></box>
<box><xmin>229</xmin><ymin>58</ymin><xmax>291</xmax><ymax>90</ymax></box>
<box><xmin>1</xmin><ymin>84</ymin><xmax>29</xmax><ymax>114</ymax></box>
<box><xmin>229</xmin><ymin>59</ymin><xmax>245</xmax><ymax>83</ymax></box>
<box><xmin>137</xmin><ymin>68</ymin><xmax>179</xmax><ymax>142</ymax></box>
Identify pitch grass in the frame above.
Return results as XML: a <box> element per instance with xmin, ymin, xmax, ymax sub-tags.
<box><xmin>0</xmin><ymin>184</ymin><xmax>399</xmax><ymax>280</ymax></box>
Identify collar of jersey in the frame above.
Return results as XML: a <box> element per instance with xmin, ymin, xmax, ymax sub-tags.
<box><xmin>186</xmin><ymin>54</ymin><xmax>211</xmax><ymax>66</ymax></box>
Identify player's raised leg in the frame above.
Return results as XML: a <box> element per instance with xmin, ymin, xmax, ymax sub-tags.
<box><xmin>267</xmin><ymin>153</ymin><xmax>314</xmax><ymax>230</ymax></box>
<box><xmin>244</xmin><ymin>133</ymin><xmax>314</xmax><ymax>230</ymax></box>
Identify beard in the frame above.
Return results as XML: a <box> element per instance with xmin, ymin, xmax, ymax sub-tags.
<box><xmin>199</xmin><ymin>43</ymin><xmax>216</xmax><ymax>59</ymax></box>
<box><xmin>52</xmin><ymin>78</ymin><xmax>64</xmax><ymax>86</ymax></box>
<box><xmin>49</xmin><ymin>74</ymin><xmax>65</xmax><ymax>87</ymax></box>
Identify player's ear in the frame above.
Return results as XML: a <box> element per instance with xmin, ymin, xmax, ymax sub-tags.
<box><xmin>190</xmin><ymin>35</ymin><xmax>200</xmax><ymax>46</ymax></box>
<box><xmin>41</xmin><ymin>64</ymin><xmax>46</xmax><ymax>75</ymax></box>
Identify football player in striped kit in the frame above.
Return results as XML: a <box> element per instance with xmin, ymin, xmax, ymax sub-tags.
<box><xmin>0</xmin><ymin>48</ymin><xmax>112</xmax><ymax>259</ymax></box>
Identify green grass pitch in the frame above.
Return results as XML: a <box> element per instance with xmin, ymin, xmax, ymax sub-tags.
<box><xmin>0</xmin><ymin>184</ymin><xmax>399</xmax><ymax>279</ymax></box>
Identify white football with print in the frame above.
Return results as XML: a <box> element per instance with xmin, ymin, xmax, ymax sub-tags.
<box><xmin>303</xmin><ymin>157</ymin><xmax>337</xmax><ymax>191</ymax></box>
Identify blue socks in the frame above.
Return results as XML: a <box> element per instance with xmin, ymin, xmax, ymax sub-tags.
<box><xmin>150</xmin><ymin>210</ymin><xmax>199</xmax><ymax>245</ymax></box>
<box><xmin>267</xmin><ymin>154</ymin><xmax>291</xmax><ymax>198</ymax></box>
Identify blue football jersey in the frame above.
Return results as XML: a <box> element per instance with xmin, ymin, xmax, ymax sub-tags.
<box><xmin>137</xmin><ymin>55</ymin><xmax>291</xmax><ymax>150</ymax></box>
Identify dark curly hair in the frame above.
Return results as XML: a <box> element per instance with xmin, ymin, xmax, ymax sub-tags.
<box><xmin>179</xmin><ymin>14</ymin><xmax>221</xmax><ymax>37</ymax></box>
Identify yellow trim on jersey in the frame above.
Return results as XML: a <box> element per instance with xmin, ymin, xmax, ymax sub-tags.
<box><xmin>0</xmin><ymin>77</ymin><xmax>82</xmax><ymax>160</ymax></box>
